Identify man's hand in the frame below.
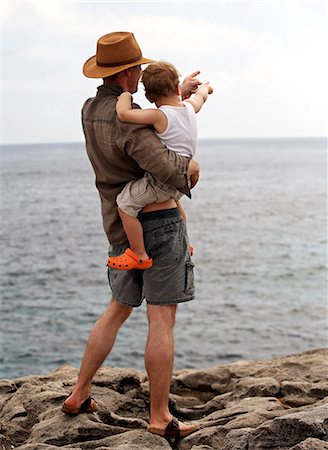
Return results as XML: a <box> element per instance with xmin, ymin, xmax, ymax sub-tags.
<box><xmin>187</xmin><ymin>159</ymin><xmax>200</xmax><ymax>188</ymax></box>
<box><xmin>181</xmin><ymin>71</ymin><xmax>202</xmax><ymax>100</ymax></box>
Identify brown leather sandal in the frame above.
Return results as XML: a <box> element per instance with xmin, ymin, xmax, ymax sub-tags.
<box><xmin>61</xmin><ymin>395</ymin><xmax>98</xmax><ymax>414</ymax></box>
<box><xmin>148</xmin><ymin>416</ymin><xmax>199</xmax><ymax>442</ymax></box>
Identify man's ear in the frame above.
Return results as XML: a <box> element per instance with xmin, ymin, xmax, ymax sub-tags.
<box><xmin>125</xmin><ymin>68</ymin><xmax>132</xmax><ymax>77</ymax></box>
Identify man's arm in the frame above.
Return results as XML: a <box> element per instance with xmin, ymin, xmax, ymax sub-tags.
<box><xmin>123</xmin><ymin>125</ymin><xmax>199</xmax><ymax>198</ymax></box>
<box><xmin>180</xmin><ymin>70</ymin><xmax>202</xmax><ymax>100</ymax></box>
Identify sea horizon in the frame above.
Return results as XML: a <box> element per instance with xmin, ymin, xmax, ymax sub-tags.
<box><xmin>0</xmin><ymin>135</ymin><xmax>327</xmax><ymax>148</ymax></box>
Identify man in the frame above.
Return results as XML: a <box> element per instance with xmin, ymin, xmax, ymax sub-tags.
<box><xmin>62</xmin><ymin>31</ymin><xmax>200</xmax><ymax>440</ymax></box>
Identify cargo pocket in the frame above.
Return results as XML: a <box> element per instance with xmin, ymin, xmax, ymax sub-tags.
<box><xmin>184</xmin><ymin>260</ymin><xmax>195</xmax><ymax>295</ymax></box>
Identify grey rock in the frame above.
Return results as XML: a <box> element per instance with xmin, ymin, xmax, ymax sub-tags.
<box><xmin>190</xmin><ymin>446</ymin><xmax>215</xmax><ymax>450</ymax></box>
<box><xmin>0</xmin><ymin>433</ymin><xmax>15</xmax><ymax>450</ymax></box>
<box><xmin>177</xmin><ymin>425</ymin><xmax>226</xmax><ymax>450</ymax></box>
<box><xmin>64</xmin><ymin>429</ymin><xmax>172</xmax><ymax>450</ymax></box>
<box><xmin>279</xmin><ymin>380</ymin><xmax>322</xmax><ymax>407</ymax></box>
<box><xmin>94</xmin><ymin>446</ymin><xmax>153</xmax><ymax>450</ymax></box>
<box><xmin>289</xmin><ymin>438</ymin><xmax>328</xmax><ymax>449</ymax></box>
<box><xmin>310</xmin><ymin>384</ymin><xmax>328</xmax><ymax>400</ymax></box>
<box><xmin>0</xmin><ymin>379</ymin><xmax>17</xmax><ymax>396</ymax></box>
<box><xmin>204</xmin><ymin>396</ymin><xmax>285</xmax><ymax>426</ymax></box>
<box><xmin>175</xmin><ymin>367</ymin><xmax>232</xmax><ymax>393</ymax></box>
<box><xmin>281</xmin><ymin>380</ymin><xmax>313</xmax><ymax>396</ymax></box>
<box><xmin>0</xmin><ymin>349</ymin><xmax>327</xmax><ymax>450</ymax></box>
<box><xmin>248</xmin><ymin>404</ymin><xmax>328</xmax><ymax>449</ymax></box>
<box><xmin>234</xmin><ymin>376</ymin><xmax>280</xmax><ymax>398</ymax></box>
<box><xmin>222</xmin><ymin>428</ymin><xmax>254</xmax><ymax>450</ymax></box>
<box><xmin>27</xmin><ymin>413</ymin><xmax>127</xmax><ymax>447</ymax></box>
<box><xmin>16</xmin><ymin>445</ymin><xmax>79</xmax><ymax>450</ymax></box>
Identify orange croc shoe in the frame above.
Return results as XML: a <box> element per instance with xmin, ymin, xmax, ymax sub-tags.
<box><xmin>107</xmin><ymin>248</ymin><xmax>153</xmax><ymax>270</ymax></box>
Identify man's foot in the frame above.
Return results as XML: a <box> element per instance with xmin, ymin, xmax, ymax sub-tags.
<box><xmin>107</xmin><ymin>248</ymin><xmax>153</xmax><ymax>270</ymax></box>
<box><xmin>148</xmin><ymin>416</ymin><xmax>199</xmax><ymax>439</ymax></box>
<box><xmin>62</xmin><ymin>390</ymin><xmax>98</xmax><ymax>415</ymax></box>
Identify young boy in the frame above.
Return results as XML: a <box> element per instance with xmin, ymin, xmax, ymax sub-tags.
<box><xmin>107</xmin><ymin>61</ymin><xmax>213</xmax><ymax>270</ymax></box>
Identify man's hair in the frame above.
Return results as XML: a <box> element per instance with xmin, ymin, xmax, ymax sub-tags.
<box><xmin>103</xmin><ymin>73</ymin><xmax>119</xmax><ymax>81</ymax></box>
<box><xmin>141</xmin><ymin>61</ymin><xmax>180</xmax><ymax>102</ymax></box>
<box><xmin>103</xmin><ymin>65</ymin><xmax>140</xmax><ymax>82</ymax></box>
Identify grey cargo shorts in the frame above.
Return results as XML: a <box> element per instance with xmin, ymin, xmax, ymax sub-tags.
<box><xmin>107</xmin><ymin>208</ymin><xmax>195</xmax><ymax>307</ymax></box>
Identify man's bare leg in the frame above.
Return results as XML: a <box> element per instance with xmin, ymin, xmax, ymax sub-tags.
<box><xmin>145</xmin><ymin>304</ymin><xmax>196</xmax><ymax>432</ymax></box>
<box><xmin>63</xmin><ymin>298</ymin><xmax>132</xmax><ymax>408</ymax></box>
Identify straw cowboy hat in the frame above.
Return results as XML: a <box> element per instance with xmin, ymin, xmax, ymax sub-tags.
<box><xmin>83</xmin><ymin>31</ymin><xmax>155</xmax><ymax>78</ymax></box>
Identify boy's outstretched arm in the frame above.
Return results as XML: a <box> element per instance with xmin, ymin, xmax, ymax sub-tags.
<box><xmin>186</xmin><ymin>82</ymin><xmax>213</xmax><ymax>113</ymax></box>
<box><xmin>116</xmin><ymin>92</ymin><xmax>165</xmax><ymax>131</ymax></box>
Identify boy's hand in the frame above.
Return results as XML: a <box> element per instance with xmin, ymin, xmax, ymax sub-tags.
<box><xmin>198</xmin><ymin>82</ymin><xmax>213</xmax><ymax>95</ymax></box>
<box><xmin>207</xmin><ymin>84</ymin><xmax>214</xmax><ymax>95</ymax></box>
<box><xmin>116</xmin><ymin>91</ymin><xmax>133</xmax><ymax>118</ymax></box>
<box><xmin>181</xmin><ymin>71</ymin><xmax>202</xmax><ymax>100</ymax></box>
<box><xmin>117</xmin><ymin>91</ymin><xmax>132</xmax><ymax>100</ymax></box>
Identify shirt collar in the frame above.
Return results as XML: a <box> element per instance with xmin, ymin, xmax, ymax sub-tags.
<box><xmin>97</xmin><ymin>84</ymin><xmax>124</xmax><ymax>97</ymax></box>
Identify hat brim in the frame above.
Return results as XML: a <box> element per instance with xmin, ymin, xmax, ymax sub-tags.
<box><xmin>83</xmin><ymin>55</ymin><xmax>156</xmax><ymax>78</ymax></box>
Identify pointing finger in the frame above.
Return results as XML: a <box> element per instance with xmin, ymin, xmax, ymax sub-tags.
<box><xmin>189</xmin><ymin>70</ymin><xmax>201</xmax><ymax>78</ymax></box>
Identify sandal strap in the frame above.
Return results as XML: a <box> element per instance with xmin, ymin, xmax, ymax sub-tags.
<box><xmin>164</xmin><ymin>416</ymin><xmax>180</xmax><ymax>438</ymax></box>
<box><xmin>79</xmin><ymin>396</ymin><xmax>92</xmax><ymax>412</ymax></box>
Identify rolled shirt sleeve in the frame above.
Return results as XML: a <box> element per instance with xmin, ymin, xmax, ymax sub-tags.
<box><xmin>124</xmin><ymin>125</ymin><xmax>192</xmax><ymax>199</ymax></box>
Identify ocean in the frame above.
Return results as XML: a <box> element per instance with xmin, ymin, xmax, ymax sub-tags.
<box><xmin>0</xmin><ymin>138</ymin><xmax>327</xmax><ymax>380</ymax></box>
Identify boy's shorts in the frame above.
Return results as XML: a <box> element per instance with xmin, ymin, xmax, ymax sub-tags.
<box><xmin>117</xmin><ymin>172</ymin><xmax>183</xmax><ymax>217</ymax></box>
<box><xmin>107</xmin><ymin>208</ymin><xmax>195</xmax><ymax>307</ymax></box>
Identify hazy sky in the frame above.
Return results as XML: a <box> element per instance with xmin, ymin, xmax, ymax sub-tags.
<box><xmin>1</xmin><ymin>1</ymin><xmax>327</xmax><ymax>144</ymax></box>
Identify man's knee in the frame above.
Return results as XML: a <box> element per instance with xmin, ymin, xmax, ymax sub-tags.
<box><xmin>107</xmin><ymin>297</ymin><xmax>133</xmax><ymax>324</ymax></box>
<box><xmin>147</xmin><ymin>304</ymin><xmax>177</xmax><ymax>329</ymax></box>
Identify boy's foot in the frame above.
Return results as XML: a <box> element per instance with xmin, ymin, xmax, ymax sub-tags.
<box><xmin>107</xmin><ymin>248</ymin><xmax>153</xmax><ymax>270</ymax></box>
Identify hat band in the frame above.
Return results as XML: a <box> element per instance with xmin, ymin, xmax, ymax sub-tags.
<box><xmin>97</xmin><ymin>53</ymin><xmax>142</xmax><ymax>67</ymax></box>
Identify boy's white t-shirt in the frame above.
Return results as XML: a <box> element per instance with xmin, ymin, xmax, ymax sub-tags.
<box><xmin>156</xmin><ymin>101</ymin><xmax>197</xmax><ymax>158</ymax></box>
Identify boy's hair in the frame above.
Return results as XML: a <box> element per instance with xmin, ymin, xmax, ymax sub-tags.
<box><xmin>141</xmin><ymin>61</ymin><xmax>180</xmax><ymax>102</ymax></box>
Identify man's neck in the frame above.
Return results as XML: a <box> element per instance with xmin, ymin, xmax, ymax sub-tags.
<box><xmin>103</xmin><ymin>76</ymin><xmax>129</xmax><ymax>92</ymax></box>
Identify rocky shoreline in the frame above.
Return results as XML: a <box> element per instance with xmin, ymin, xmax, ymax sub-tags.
<box><xmin>0</xmin><ymin>348</ymin><xmax>327</xmax><ymax>450</ymax></box>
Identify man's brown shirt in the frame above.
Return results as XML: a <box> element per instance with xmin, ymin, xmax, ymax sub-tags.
<box><xmin>82</xmin><ymin>84</ymin><xmax>191</xmax><ymax>245</ymax></box>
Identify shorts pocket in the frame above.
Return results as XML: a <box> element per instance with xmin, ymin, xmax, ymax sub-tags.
<box><xmin>184</xmin><ymin>260</ymin><xmax>195</xmax><ymax>295</ymax></box>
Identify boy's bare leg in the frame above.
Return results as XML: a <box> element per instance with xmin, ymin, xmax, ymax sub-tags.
<box><xmin>118</xmin><ymin>207</ymin><xmax>150</xmax><ymax>260</ymax></box>
<box><xmin>145</xmin><ymin>304</ymin><xmax>197</xmax><ymax>432</ymax></box>
<box><xmin>63</xmin><ymin>298</ymin><xmax>132</xmax><ymax>408</ymax></box>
